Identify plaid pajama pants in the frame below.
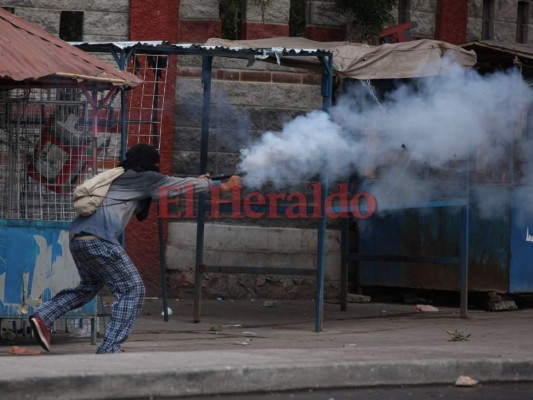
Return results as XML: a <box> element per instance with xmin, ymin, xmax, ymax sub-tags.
<box><xmin>35</xmin><ymin>238</ymin><xmax>145</xmax><ymax>354</ymax></box>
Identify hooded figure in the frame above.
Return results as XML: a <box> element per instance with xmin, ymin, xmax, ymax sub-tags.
<box><xmin>29</xmin><ymin>143</ymin><xmax>241</xmax><ymax>355</ymax></box>
<box><xmin>119</xmin><ymin>143</ymin><xmax>160</xmax><ymax>173</ymax></box>
<box><xmin>119</xmin><ymin>143</ymin><xmax>161</xmax><ymax>221</ymax></box>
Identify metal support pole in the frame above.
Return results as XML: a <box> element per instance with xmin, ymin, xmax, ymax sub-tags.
<box><xmin>193</xmin><ymin>56</ymin><xmax>213</xmax><ymax>323</ymax></box>
<box><xmin>340</xmin><ymin>218</ymin><xmax>349</xmax><ymax>311</ymax></box>
<box><xmin>159</xmin><ymin>218</ymin><xmax>169</xmax><ymax>321</ymax></box>
<box><xmin>315</xmin><ymin>54</ymin><xmax>334</xmax><ymax>332</ymax></box>
<box><xmin>90</xmin><ymin>92</ymin><xmax>99</xmax><ymax>175</ymax></box>
<box><xmin>460</xmin><ymin>159</ymin><xmax>470</xmax><ymax>318</ymax></box>
<box><xmin>315</xmin><ymin>173</ymin><xmax>328</xmax><ymax>332</ymax></box>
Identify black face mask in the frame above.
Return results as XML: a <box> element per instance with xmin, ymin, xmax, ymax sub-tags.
<box><xmin>119</xmin><ymin>143</ymin><xmax>160</xmax><ymax>172</ymax></box>
<box><xmin>119</xmin><ymin>144</ymin><xmax>160</xmax><ymax>221</ymax></box>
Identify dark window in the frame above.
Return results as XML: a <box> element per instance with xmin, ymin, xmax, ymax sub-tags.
<box><xmin>2</xmin><ymin>7</ymin><xmax>15</xmax><ymax>13</ymax></box>
<box><xmin>59</xmin><ymin>11</ymin><xmax>83</xmax><ymax>42</ymax></box>
<box><xmin>220</xmin><ymin>0</ymin><xmax>242</xmax><ymax>40</ymax></box>
<box><xmin>481</xmin><ymin>0</ymin><xmax>494</xmax><ymax>40</ymax></box>
<box><xmin>289</xmin><ymin>0</ymin><xmax>306</xmax><ymax>37</ymax></box>
<box><xmin>517</xmin><ymin>1</ymin><xmax>530</xmax><ymax>43</ymax></box>
<box><xmin>398</xmin><ymin>0</ymin><xmax>411</xmax><ymax>24</ymax></box>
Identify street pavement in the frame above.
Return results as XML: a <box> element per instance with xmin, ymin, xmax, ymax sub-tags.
<box><xmin>1</xmin><ymin>297</ymin><xmax>532</xmax><ymax>399</ymax></box>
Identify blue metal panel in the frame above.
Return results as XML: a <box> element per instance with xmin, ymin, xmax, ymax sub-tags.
<box><xmin>510</xmin><ymin>187</ymin><xmax>533</xmax><ymax>293</ymax></box>
<box><xmin>356</xmin><ymin>185</ymin><xmax>515</xmax><ymax>292</ymax></box>
<box><xmin>0</xmin><ymin>220</ymin><xmax>96</xmax><ymax>319</ymax></box>
<box><xmin>467</xmin><ymin>186</ymin><xmax>510</xmax><ymax>292</ymax></box>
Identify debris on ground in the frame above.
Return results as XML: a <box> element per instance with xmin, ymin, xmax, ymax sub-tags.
<box><xmin>210</xmin><ymin>324</ymin><xmax>243</xmax><ymax>333</ymax></box>
<box><xmin>487</xmin><ymin>292</ymin><xmax>519</xmax><ymax>311</ymax></box>
<box><xmin>347</xmin><ymin>293</ymin><xmax>371</xmax><ymax>303</ymax></box>
<box><xmin>455</xmin><ymin>375</ymin><xmax>479</xmax><ymax>387</ymax></box>
<box><xmin>161</xmin><ymin>307</ymin><xmax>172</xmax><ymax>316</ymax></box>
<box><xmin>263</xmin><ymin>300</ymin><xmax>278</xmax><ymax>307</ymax></box>
<box><xmin>234</xmin><ymin>339</ymin><xmax>252</xmax><ymax>346</ymax></box>
<box><xmin>1</xmin><ymin>329</ymin><xmax>16</xmax><ymax>340</ymax></box>
<box><xmin>447</xmin><ymin>329</ymin><xmax>471</xmax><ymax>341</ymax></box>
<box><xmin>415</xmin><ymin>304</ymin><xmax>439</xmax><ymax>312</ymax></box>
<box><xmin>343</xmin><ymin>343</ymin><xmax>357</xmax><ymax>348</ymax></box>
<box><xmin>8</xmin><ymin>346</ymin><xmax>41</xmax><ymax>356</ymax></box>
<box><xmin>487</xmin><ymin>300</ymin><xmax>518</xmax><ymax>312</ymax></box>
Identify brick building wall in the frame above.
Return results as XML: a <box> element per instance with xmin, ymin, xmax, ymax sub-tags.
<box><xmin>305</xmin><ymin>0</ymin><xmax>345</xmax><ymax>41</ymax></box>
<box><xmin>2</xmin><ymin>0</ymin><xmax>533</xmax><ymax>298</ymax></box>
<box><xmin>467</xmin><ymin>0</ymin><xmax>533</xmax><ymax>43</ymax></box>
<box><xmin>0</xmin><ymin>0</ymin><xmax>129</xmax><ymax>41</ymax></box>
<box><xmin>126</xmin><ymin>0</ymin><xmax>180</xmax><ymax>294</ymax></box>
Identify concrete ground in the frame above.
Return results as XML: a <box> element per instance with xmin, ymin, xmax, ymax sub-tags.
<box><xmin>1</xmin><ymin>297</ymin><xmax>532</xmax><ymax>399</ymax></box>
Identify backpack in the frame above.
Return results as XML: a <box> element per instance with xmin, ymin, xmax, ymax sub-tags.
<box><xmin>73</xmin><ymin>167</ymin><xmax>125</xmax><ymax>216</ymax></box>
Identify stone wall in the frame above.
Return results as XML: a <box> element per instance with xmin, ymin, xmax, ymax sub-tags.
<box><xmin>306</xmin><ymin>0</ymin><xmax>346</xmax><ymax>41</ymax></box>
<box><xmin>166</xmin><ymin>222</ymin><xmax>341</xmax><ymax>300</ymax></box>
<box><xmin>243</xmin><ymin>0</ymin><xmax>290</xmax><ymax>38</ymax></box>
<box><xmin>410</xmin><ymin>0</ymin><xmax>438</xmax><ymax>39</ymax></box>
<box><xmin>0</xmin><ymin>0</ymin><xmax>129</xmax><ymax>41</ymax></box>
<box><xmin>468</xmin><ymin>0</ymin><xmax>533</xmax><ymax>44</ymax></box>
<box><xmin>170</xmin><ymin>46</ymin><xmax>332</xmax><ymax>299</ymax></box>
<box><xmin>179</xmin><ymin>0</ymin><xmax>221</xmax><ymax>42</ymax></box>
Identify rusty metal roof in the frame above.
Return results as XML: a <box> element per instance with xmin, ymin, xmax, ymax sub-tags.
<box><xmin>0</xmin><ymin>8</ymin><xmax>142</xmax><ymax>90</ymax></box>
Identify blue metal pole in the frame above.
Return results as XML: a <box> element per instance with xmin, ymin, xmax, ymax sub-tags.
<box><xmin>315</xmin><ymin>54</ymin><xmax>334</xmax><ymax>332</ymax></box>
<box><xmin>340</xmin><ymin>217</ymin><xmax>348</xmax><ymax>311</ymax></box>
<box><xmin>460</xmin><ymin>158</ymin><xmax>470</xmax><ymax>318</ymax></box>
<box><xmin>194</xmin><ymin>56</ymin><xmax>213</xmax><ymax>323</ymax></box>
<box><xmin>316</xmin><ymin>173</ymin><xmax>328</xmax><ymax>332</ymax></box>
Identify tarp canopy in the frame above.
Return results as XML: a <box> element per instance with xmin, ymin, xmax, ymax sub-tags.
<box><xmin>0</xmin><ymin>8</ymin><xmax>142</xmax><ymax>90</ymax></box>
<box><xmin>204</xmin><ymin>37</ymin><xmax>477</xmax><ymax>80</ymax></box>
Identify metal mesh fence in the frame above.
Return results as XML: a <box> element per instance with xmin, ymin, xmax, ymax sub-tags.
<box><xmin>125</xmin><ymin>53</ymin><xmax>168</xmax><ymax>152</ymax></box>
<box><xmin>0</xmin><ymin>88</ymin><xmax>114</xmax><ymax>221</ymax></box>
<box><xmin>0</xmin><ymin>53</ymin><xmax>168</xmax><ymax>222</ymax></box>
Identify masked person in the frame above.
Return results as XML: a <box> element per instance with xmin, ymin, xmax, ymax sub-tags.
<box><xmin>29</xmin><ymin>143</ymin><xmax>241</xmax><ymax>354</ymax></box>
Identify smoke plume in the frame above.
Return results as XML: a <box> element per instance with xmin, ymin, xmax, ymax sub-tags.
<box><xmin>238</xmin><ymin>63</ymin><xmax>532</xmax><ymax>214</ymax></box>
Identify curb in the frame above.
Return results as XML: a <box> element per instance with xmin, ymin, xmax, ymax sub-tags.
<box><xmin>2</xmin><ymin>352</ymin><xmax>533</xmax><ymax>400</ymax></box>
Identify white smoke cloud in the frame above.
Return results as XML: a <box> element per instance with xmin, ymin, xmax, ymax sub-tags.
<box><xmin>238</xmin><ymin>63</ymin><xmax>533</xmax><ymax>214</ymax></box>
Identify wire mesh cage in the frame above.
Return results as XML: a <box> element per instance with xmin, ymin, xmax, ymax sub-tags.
<box><xmin>0</xmin><ymin>52</ymin><xmax>168</xmax><ymax>222</ymax></box>
<box><xmin>0</xmin><ymin>88</ymin><xmax>119</xmax><ymax>221</ymax></box>
<box><xmin>125</xmin><ymin>53</ymin><xmax>168</xmax><ymax>150</ymax></box>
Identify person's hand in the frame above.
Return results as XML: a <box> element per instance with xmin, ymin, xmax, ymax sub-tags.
<box><xmin>198</xmin><ymin>173</ymin><xmax>210</xmax><ymax>180</ymax></box>
<box><xmin>220</xmin><ymin>175</ymin><xmax>241</xmax><ymax>192</ymax></box>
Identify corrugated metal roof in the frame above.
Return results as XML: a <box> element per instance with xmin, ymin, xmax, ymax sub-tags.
<box><xmin>76</xmin><ymin>37</ymin><xmax>477</xmax><ymax>80</ymax></box>
<box><xmin>461</xmin><ymin>40</ymin><xmax>533</xmax><ymax>81</ymax></box>
<box><xmin>462</xmin><ymin>40</ymin><xmax>533</xmax><ymax>60</ymax></box>
<box><xmin>73</xmin><ymin>40</ymin><xmax>330</xmax><ymax>57</ymax></box>
<box><xmin>0</xmin><ymin>8</ymin><xmax>142</xmax><ymax>89</ymax></box>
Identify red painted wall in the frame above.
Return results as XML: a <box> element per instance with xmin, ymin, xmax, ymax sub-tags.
<box><xmin>179</xmin><ymin>20</ymin><xmax>221</xmax><ymax>42</ymax></box>
<box><xmin>130</xmin><ymin>1</ymin><xmax>180</xmax><ymax>42</ymax></box>
<box><xmin>306</xmin><ymin>26</ymin><xmax>345</xmax><ymax>42</ymax></box>
<box><xmin>242</xmin><ymin>22</ymin><xmax>288</xmax><ymax>39</ymax></box>
<box><xmin>127</xmin><ymin>0</ymin><xmax>179</xmax><ymax>295</ymax></box>
<box><xmin>435</xmin><ymin>0</ymin><xmax>468</xmax><ymax>44</ymax></box>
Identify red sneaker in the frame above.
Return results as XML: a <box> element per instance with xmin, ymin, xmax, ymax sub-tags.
<box><xmin>29</xmin><ymin>316</ymin><xmax>51</xmax><ymax>352</ymax></box>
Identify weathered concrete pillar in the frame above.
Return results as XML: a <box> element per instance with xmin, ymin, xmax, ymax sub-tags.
<box><xmin>242</xmin><ymin>0</ymin><xmax>290</xmax><ymax>39</ymax></box>
<box><xmin>127</xmin><ymin>0</ymin><xmax>179</xmax><ymax>295</ymax></box>
<box><xmin>306</xmin><ymin>0</ymin><xmax>344</xmax><ymax>41</ymax></box>
<box><xmin>179</xmin><ymin>0</ymin><xmax>221</xmax><ymax>42</ymax></box>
